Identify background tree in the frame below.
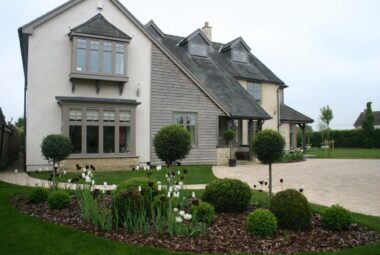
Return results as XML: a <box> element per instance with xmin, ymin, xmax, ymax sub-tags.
<box><xmin>41</xmin><ymin>134</ymin><xmax>72</xmax><ymax>189</ymax></box>
<box><xmin>15</xmin><ymin>117</ymin><xmax>25</xmax><ymax>153</ymax></box>
<box><xmin>252</xmin><ymin>130</ymin><xmax>285</xmax><ymax>200</ymax></box>
<box><xmin>320</xmin><ymin>106</ymin><xmax>333</xmax><ymax>140</ymax></box>
<box><xmin>223</xmin><ymin>129</ymin><xmax>236</xmax><ymax>161</ymax></box>
<box><xmin>153</xmin><ymin>125</ymin><xmax>191</xmax><ymax>167</ymax></box>
<box><xmin>362</xmin><ymin>102</ymin><xmax>375</xmax><ymax>148</ymax></box>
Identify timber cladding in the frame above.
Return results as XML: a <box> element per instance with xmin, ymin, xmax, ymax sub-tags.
<box><xmin>150</xmin><ymin>45</ymin><xmax>224</xmax><ymax>165</ymax></box>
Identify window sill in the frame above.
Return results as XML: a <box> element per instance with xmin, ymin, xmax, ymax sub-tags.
<box><xmin>68</xmin><ymin>154</ymin><xmax>138</xmax><ymax>159</ymax></box>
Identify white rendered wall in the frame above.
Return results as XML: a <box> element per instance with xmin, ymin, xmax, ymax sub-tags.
<box><xmin>26</xmin><ymin>0</ymin><xmax>152</xmax><ymax>170</ymax></box>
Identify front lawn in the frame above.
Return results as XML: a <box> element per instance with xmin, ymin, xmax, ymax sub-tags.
<box><xmin>308</xmin><ymin>148</ymin><xmax>380</xmax><ymax>159</ymax></box>
<box><xmin>28</xmin><ymin>165</ymin><xmax>216</xmax><ymax>185</ymax></box>
<box><xmin>1</xmin><ymin>181</ymin><xmax>380</xmax><ymax>255</ymax></box>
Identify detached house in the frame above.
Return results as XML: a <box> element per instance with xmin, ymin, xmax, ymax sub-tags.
<box><xmin>19</xmin><ymin>0</ymin><xmax>313</xmax><ymax>171</ymax></box>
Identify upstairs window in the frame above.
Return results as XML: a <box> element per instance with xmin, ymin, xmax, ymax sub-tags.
<box><xmin>247</xmin><ymin>82</ymin><xmax>262</xmax><ymax>103</ymax></box>
<box><xmin>174</xmin><ymin>113</ymin><xmax>197</xmax><ymax>146</ymax></box>
<box><xmin>232</xmin><ymin>50</ymin><xmax>248</xmax><ymax>63</ymax></box>
<box><xmin>74</xmin><ymin>38</ymin><xmax>126</xmax><ymax>76</ymax></box>
<box><xmin>189</xmin><ymin>43</ymin><xmax>208</xmax><ymax>57</ymax></box>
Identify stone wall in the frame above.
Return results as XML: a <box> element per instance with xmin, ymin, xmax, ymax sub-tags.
<box><xmin>216</xmin><ymin>147</ymin><xmax>230</xmax><ymax>166</ymax></box>
<box><xmin>61</xmin><ymin>157</ymin><xmax>139</xmax><ymax>171</ymax></box>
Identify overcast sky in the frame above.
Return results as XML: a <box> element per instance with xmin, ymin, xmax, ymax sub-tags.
<box><xmin>0</xmin><ymin>0</ymin><xmax>379</xmax><ymax>130</ymax></box>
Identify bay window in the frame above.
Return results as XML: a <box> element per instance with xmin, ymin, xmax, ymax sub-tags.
<box><xmin>73</xmin><ymin>38</ymin><xmax>127</xmax><ymax>76</ymax></box>
<box><xmin>65</xmin><ymin>105</ymin><xmax>135</xmax><ymax>157</ymax></box>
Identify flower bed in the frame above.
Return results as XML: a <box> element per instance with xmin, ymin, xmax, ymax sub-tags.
<box><xmin>276</xmin><ymin>148</ymin><xmax>305</xmax><ymax>163</ymax></box>
<box><xmin>13</xmin><ymin>194</ymin><xmax>379</xmax><ymax>254</ymax></box>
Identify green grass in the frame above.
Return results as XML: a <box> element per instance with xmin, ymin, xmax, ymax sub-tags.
<box><xmin>1</xmin><ymin>181</ymin><xmax>380</xmax><ymax>255</ymax></box>
<box><xmin>308</xmin><ymin>148</ymin><xmax>380</xmax><ymax>159</ymax></box>
<box><xmin>28</xmin><ymin>165</ymin><xmax>216</xmax><ymax>185</ymax></box>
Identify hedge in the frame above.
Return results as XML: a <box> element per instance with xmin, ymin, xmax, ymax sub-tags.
<box><xmin>298</xmin><ymin>129</ymin><xmax>380</xmax><ymax>148</ymax></box>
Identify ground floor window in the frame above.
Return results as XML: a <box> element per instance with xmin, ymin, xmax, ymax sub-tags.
<box><xmin>64</xmin><ymin>105</ymin><xmax>135</xmax><ymax>156</ymax></box>
<box><xmin>174</xmin><ymin>112</ymin><xmax>197</xmax><ymax>146</ymax></box>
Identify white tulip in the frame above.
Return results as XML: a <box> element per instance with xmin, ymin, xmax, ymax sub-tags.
<box><xmin>169</xmin><ymin>186</ymin><xmax>173</xmax><ymax>192</ymax></box>
<box><xmin>184</xmin><ymin>214</ymin><xmax>192</xmax><ymax>220</ymax></box>
<box><xmin>68</xmin><ymin>179</ymin><xmax>72</xmax><ymax>183</ymax></box>
<box><xmin>81</xmin><ymin>173</ymin><xmax>85</xmax><ymax>179</ymax></box>
<box><xmin>173</xmin><ymin>208</ymin><xmax>179</xmax><ymax>213</ymax></box>
<box><xmin>82</xmin><ymin>168</ymin><xmax>86</xmax><ymax>172</ymax></box>
<box><xmin>175</xmin><ymin>216</ymin><xmax>183</xmax><ymax>223</ymax></box>
<box><xmin>147</xmin><ymin>166</ymin><xmax>150</xmax><ymax>170</ymax></box>
<box><xmin>138</xmin><ymin>186</ymin><xmax>142</xmax><ymax>192</ymax></box>
<box><xmin>103</xmin><ymin>182</ymin><xmax>107</xmax><ymax>186</ymax></box>
<box><xmin>167</xmin><ymin>191</ymin><xmax>171</xmax><ymax>198</ymax></box>
<box><xmin>91</xmin><ymin>180</ymin><xmax>95</xmax><ymax>185</ymax></box>
<box><xmin>192</xmin><ymin>192</ymin><xmax>196</xmax><ymax>198</ymax></box>
<box><xmin>143</xmin><ymin>166</ymin><xmax>147</xmax><ymax>171</ymax></box>
<box><xmin>85</xmin><ymin>176</ymin><xmax>91</xmax><ymax>183</ymax></box>
<box><xmin>63</xmin><ymin>170</ymin><xmax>67</xmax><ymax>175</ymax></box>
<box><xmin>14</xmin><ymin>169</ymin><xmax>18</xmax><ymax>173</ymax></box>
<box><xmin>136</xmin><ymin>166</ymin><xmax>140</xmax><ymax>170</ymax></box>
<box><xmin>158</xmin><ymin>185</ymin><xmax>162</xmax><ymax>191</ymax></box>
<box><xmin>179</xmin><ymin>210</ymin><xmax>185</xmax><ymax>216</ymax></box>
<box><xmin>157</xmin><ymin>165</ymin><xmax>162</xmax><ymax>171</ymax></box>
<box><xmin>177</xmin><ymin>170</ymin><xmax>181</xmax><ymax>175</ymax></box>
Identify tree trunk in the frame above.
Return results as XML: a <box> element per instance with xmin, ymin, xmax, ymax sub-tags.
<box><xmin>269</xmin><ymin>162</ymin><xmax>273</xmax><ymax>201</ymax></box>
<box><xmin>52</xmin><ymin>160</ymin><xmax>56</xmax><ymax>190</ymax></box>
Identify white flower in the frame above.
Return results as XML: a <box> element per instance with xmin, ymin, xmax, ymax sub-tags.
<box><xmin>192</xmin><ymin>192</ymin><xmax>196</xmax><ymax>198</ymax></box>
<box><xmin>157</xmin><ymin>165</ymin><xmax>162</xmax><ymax>171</ymax></box>
<box><xmin>147</xmin><ymin>166</ymin><xmax>150</xmax><ymax>170</ymax></box>
<box><xmin>167</xmin><ymin>191</ymin><xmax>171</xmax><ymax>198</ymax></box>
<box><xmin>177</xmin><ymin>170</ymin><xmax>181</xmax><ymax>175</ymax></box>
<box><xmin>85</xmin><ymin>176</ymin><xmax>91</xmax><ymax>183</ymax></box>
<box><xmin>14</xmin><ymin>169</ymin><xmax>18</xmax><ymax>173</ymax></box>
<box><xmin>136</xmin><ymin>166</ymin><xmax>140</xmax><ymax>170</ymax></box>
<box><xmin>179</xmin><ymin>210</ymin><xmax>185</xmax><ymax>216</ymax></box>
<box><xmin>63</xmin><ymin>170</ymin><xmax>67</xmax><ymax>175</ymax></box>
<box><xmin>183</xmin><ymin>213</ymin><xmax>192</xmax><ymax>220</ymax></box>
<box><xmin>103</xmin><ymin>182</ymin><xmax>107</xmax><ymax>186</ymax></box>
<box><xmin>54</xmin><ymin>163</ymin><xmax>58</xmax><ymax>167</ymax></box>
<box><xmin>174</xmin><ymin>192</ymin><xmax>180</xmax><ymax>198</ymax></box>
<box><xmin>81</xmin><ymin>173</ymin><xmax>86</xmax><ymax>179</ymax></box>
<box><xmin>112</xmin><ymin>184</ymin><xmax>117</xmax><ymax>190</ymax></box>
<box><xmin>158</xmin><ymin>185</ymin><xmax>162</xmax><ymax>191</ymax></box>
<box><xmin>68</xmin><ymin>179</ymin><xmax>72</xmax><ymax>183</ymax></box>
<box><xmin>173</xmin><ymin>208</ymin><xmax>179</xmax><ymax>213</ymax></box>
<box><xmin>165</xmin><ymin>174</ymin><xmax>169</xmax><ymax>178</ymax></box>
<box><xmin>38</xmin><ymin>168</ymin><xmax>42</xmax><ymax>172</ymax></box>
<box><xmin>138</xmin><ymin>186</ymin><xmax>142</xmax><ymax>192</ymax></box>
<box><xmin>179</xmin><ymin>181</ymin><xmax>184</xmax><ymax>187</ymax></box>
<box><xmin>157</xmin><ymin>181</ymin><xmax>162</xmax><ymax>185</ymax></box>
<box><xmin>169</xmin><ymin>186</ymin><xmax>173</xmax><ymax>192</ymax></box>
<box><xmin>91</xmin><ymin>180</ymin><xmax>95</xmax><ymax>185</ymax></box>
<box><xmin>174</xmin><ymin>185</ymin><xmax>181</xmax><ymax>191</ymax></box>
<box><xmin>82</xmin><ymin>168</ymin><xmax>86</xmax><ymax>172</ymax></box>
<box><xmin>143</xmin><ymin>166</ymin><xmax>147</xmax><ymax>171</ymax></box>
<box><xmin>175</xmin><ymin>216</ymin><xmax>183</xmax><ymax>223</ymax></box>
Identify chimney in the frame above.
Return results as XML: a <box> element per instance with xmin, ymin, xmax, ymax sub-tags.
<box><xmin>202</xmin><ymin>22</ymin><xmax>212</xmax><ymax>41</ymax></box>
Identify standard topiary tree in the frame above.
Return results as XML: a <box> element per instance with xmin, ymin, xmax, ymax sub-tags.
<box><xmin>362</xmin><ymin>102</ymin><xmax>375</xmax><ymax>148</ymax></box>
<box><xmin>223</xmin><ymin>129</ymin><xmax>236</xmax><ymax>166</ymax></box>
<box><xmin>252</xmin><ymin>130</ymin><xmax>285</xmax><ymax>200</ymax></box>
<box><xmin>41</xmin><ymin>134</ymin><xmax>72</xmax><ymax>189</ymax></box>
<box><xmin>153</xmin><ymin>124</ymin><xmax>191</xmax><ymax>167</ymax></box>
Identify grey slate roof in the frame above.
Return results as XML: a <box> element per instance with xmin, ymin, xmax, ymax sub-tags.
<box><xmin>70</xmin><ymin>14</ymin><xmax>131</xmax><ymax>40</ymax></box>
<box><xmin>55</xmin><ymin>96</ymin><xmax>140</xmax><ymax>105</ymax></box>
<box><xmin>280</xmin><ymin>104</ymin><xmax>314</xmax><ymax>123</ymax></box>
<box><xmin>221</xmin><ymin>37</ymin><xmax>251</xmax><ymax>52</ymax></box>
<box><xmin>150</xmin><ymin>29</ymin><xmax>289</xmax><ymax>119</ymax></box>
<box><xmin>353</xmin><ymin>111</ymin><xmax>380</xmax><ymax>127</ymax></box>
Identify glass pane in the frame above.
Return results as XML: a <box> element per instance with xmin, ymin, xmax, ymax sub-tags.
<box><xmin>119</xmin><ymin>126</ymin><xmax>130</xmax><ymax>153</ymax></box>
<box><xmin>187</xmin><ymin>125</ymin><xmax>196</xmax><ymax>145</ymax></box>
<box><xmin>186</xmin><ymin>115</ymin><xmax>196</xmax><ymax>125</ymax></box>
<box><xmin>104</xmin><ymin>42</ymin><xmax>112</xmax><ymax>52</ymax></box>
<box><xmin>76</xmin><ymin>48</ymin><xmax>86</xmax><ymax>72</ymax></box>
<box><xmin>69</xmin><ymin>109</ymin><xmax>82</xmax><ymax>121</ymax></box>
<box><xmin>86</xmin><ymin>110</ymin><xmax>99</xmax><ymax>122</ymax></box>
<box><xmin>69</xmin><ymin>125</ymin><xmax>82</xmax><ymax>153</ymax></box>
<box><xmin>115</xmin><ymin>53</ymin><xmax>124</xmax><ymax>75</ymax></box>
<box><xmin>77</xmin><ymin>39</ymin><xmax>87</xmax><ymax>49</ymax></box>
<box><xmin>189</xmin><ymin>44</ymin><xmax>207</xmax><ymax>56</ymax></box>
<box><xmin>116</xmin><ymin>43</ymin><xmax>125</xmax><ymax>53</ymax></box>
<box><xmin>103</xmin><ymin>51</ymin><xmax>112</xmax><ymax>73</ymax></box>
<box><xmin>86</xmin><ymin>126</ymin><xmax>99</xmax><ymax>153</ymax></box>
<box><xmin>232</xmin><ymin>51</ymin><xmax>248</xmax><ymax>62</ymax></box>
<box><xmin>103</xmin><ymin>110</ymin><xmax>115</xmax><ymax>122</ymax></box>
<box><xmin>103</xmin><ymin>126</ymin><xmax>115</xmax><ymax>153</ymax></box>
<box><xmin>119</xmin><ymin>111</ymin><xmax>131</xmax><ymax>122</ymax></box>
<box><xmin>175</xmin><ymin>115</ymin><xmax>184</xmax><ymax>125</ymax></box>
<box><xmin>90</xmin><ymin>50</ymin><xmax>99</xmax><ymax>72</ymax></box>
<box><xmin>90</xmin><ymin>41</ymin><xmax>100</xmax><ymax>50</ymax></box>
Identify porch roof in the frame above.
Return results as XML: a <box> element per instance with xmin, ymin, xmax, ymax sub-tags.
<box><xmin>55</xmin><ymin>96</ymin><xmax>141</xmax><ymax>105</ymax></box>
<box><xmin>280</xmin><ymin>104</ymin><xmax>314</xmax><ymax>124</ymax></box>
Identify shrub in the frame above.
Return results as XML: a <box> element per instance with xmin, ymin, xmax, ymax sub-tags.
<box><xmin>28</xmin><ymin>187</ymin><xmax>49</xmax><ymax>204</ymax></box>
<box><xmin>269</xmin><ymin>189</ymin><xmax>311</xmax><ymax>231</ymax></box>
<box><xmin>247</xmin><ymin>209</ymin><xmax>277</xmax><ymax>236</ymax></box>
<box><xmin>191</xmin><ymin>202</ymin><xmax>216</xmax><ymax>225</ymax></box>
<box><xmin>202</xmin><ymin>179</ymin><xmax>251</xmax><ymax>213</ymax></box>
<box><xmin>41</xmin><ymin>134</ymin><xmax>72</xmax><ymax>163</ymax></box>
<box><xmin>322</xmin><ymin>205</ymin><xmax>352</xmax><ymax>231</ymax></box>
<box><xmin>153</xmin><ymin>125</ymin><xmax>191</xmax><ymax>166</ymax></box>
<box><xmin>48</xmin><ymin>190</ymin><xmax>71</xmax><ymax>210</ymax></box>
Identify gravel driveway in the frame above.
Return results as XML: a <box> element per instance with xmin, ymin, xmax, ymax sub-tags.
<box><xmin>213</xmin><ymin>159</ymin><xmax>380</xmax><ymax>216</ymax></box>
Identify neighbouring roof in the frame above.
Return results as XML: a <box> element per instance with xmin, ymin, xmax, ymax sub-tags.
<box><xmin>280</xmin><ymin>104</ymin><xmax>314</xmax><ymax>123</ymax></box>
<box><xmin>353</xmin><ymin>111</ymin><xmax>380</xmax><ymax>127</ymax></box>
<box><xmin>70</xmin><ymin>14</ymin><xmax>131</xmax><ymax>40</ymax></box>
<box><xmin>0</xmin><ymin>107</ymin><xmax>5</xmax><ymax>125</ymax></box>
<box><xmin>55</xmin><ymin>96</ymin><xmax>141</xmax><ymax>105</ymax></box>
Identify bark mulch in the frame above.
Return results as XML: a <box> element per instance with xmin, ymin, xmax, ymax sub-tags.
<box><xmin>12</xmin><ymin>196</ymin><xmax>380</xmax><ymax>254</ymax></box>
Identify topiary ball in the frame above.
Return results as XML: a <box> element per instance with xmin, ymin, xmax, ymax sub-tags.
<box><xmin>28</xmin><ymin>187</ymin><xmax>49</xmax><ymax>204</ymax></box>
<box><xmin>202</xmin><ymin>179</ymin><xmax>251</xmax><ymax>213</ymax></box>
<box><xmin>191</xmin><ymin>202</ymin><xmax>216</xmax><ymax>225</ymax></box>
<box><xmin>48</xmin><ymin>190</ymin><xmax>71</xmax><ymax>210</ymax></box>
<box><xmin>247</xmin><ymin>209</ymin><xmax>277</xmax><ymax>236</ymax></box>
<box><xmin>322</xmin><ymin>205</ymin><xmax>352</xmax><ymax>231</ymax></box>
<box><xmin>269</xmin><ymin>189</ymin><xmax>311</xmax><ymax>231</ymax></box>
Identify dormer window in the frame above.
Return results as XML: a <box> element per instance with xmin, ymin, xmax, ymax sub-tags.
<box><xmin>232</xmin><ymin>50</ymin><xmax>248</xmax><ymax>63</ymax></box>
<box><xmin>189</xmin><ymin>43</ymin><xmax>208</xmax><ymax>57</ymax></box>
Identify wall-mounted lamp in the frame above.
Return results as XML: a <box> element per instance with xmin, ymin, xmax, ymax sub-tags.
<box><xmin>136</xmin><ymin>84</ymin><xmax>141</xmax><ymax>97</ymax></box>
